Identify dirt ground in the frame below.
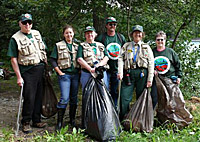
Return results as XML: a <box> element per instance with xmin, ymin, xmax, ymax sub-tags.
<box><xmin>0</xmin><ymin>79</ymin><xmax>83</xmax><ymax>139</ymax></box>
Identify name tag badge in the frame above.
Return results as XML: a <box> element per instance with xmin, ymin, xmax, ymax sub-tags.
<box><xmin>128</xmin><ymin>49</ymin><xmax>132</xmax><ymax>53</ymax></box>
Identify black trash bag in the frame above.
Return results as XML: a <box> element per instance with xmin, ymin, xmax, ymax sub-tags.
<box><xmin>82</xmin><ymin>77</ymin><xmax>121</xmax><ymax>141</ymax></box>
<box><xmin>41</xmin><ymin>66</ymin><xmax>58</xmax><ymax>118</ymax></box>
<box><xmin>123</xmin><ymin>88</ymin><xmax>154</xmax><ymax>132</ymax></box>
<box><xmin>95</xmin><ymin>66</ymin><xmax>106</xmax><ymax>80</ymax></box>
<box><xmin>155</xmin><ymin>75</ymin><xmax>193</xmax><ymax>127</ymax></box>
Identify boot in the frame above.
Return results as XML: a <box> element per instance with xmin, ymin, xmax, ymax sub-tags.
<box><xmin>69</xmin><ymin>104</ymin><xmax>77</xmax><ymax>127</ymax></box>
<box><xmin>56</xmin><ymin>108</ymin><xmax>66</xmax><ymax>131</ymax></box>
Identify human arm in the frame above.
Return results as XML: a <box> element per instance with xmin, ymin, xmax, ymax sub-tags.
<box><xmin>147</xmin><ymin>45</ymin><xmax>154</xmax><ymax>88</ymax></box>
<box><xmin>172</xmin><ymin>50</ymin><xmax>182</xmax><ymax>79</ymax></box>
<box><xmin>117</xmin><ymin>44</ymin><xmax>126</xmax><ymax>80</ymax></box>
<box><xmin>96</xmin><ymin>56</ymin><xmax>109</xmax><ymax>67</ymax></box>
<box><xmin>11</xmin><ymin>57</ymin><xmax>24</xmax><ymax>87</ymax></box>
<box><xmin>50</xmin><ymin>57</ymin><xmax>65</xmax><ymax>76</ymax></box>
<box><xmin>77</xmin><ymin>57</ymin><xmax>95</xmax><ymax>73</ymax></box>
<box><xmin>49</xmin><ymin>45</ymin><xmax>65</xmax><ymax>75</ymax></box>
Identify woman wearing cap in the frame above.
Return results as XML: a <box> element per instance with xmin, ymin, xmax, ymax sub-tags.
<box><xmin>77</xmin><ymin>26</ymin><xmax>109</xmax><ymax>91</ymax></box>
<box><xmin>117</xmin><ymin>25</ymin><xmax>154</xmax><ymax>120</ymax></box>
<box><xmin>151</xmin><ymin>31</ymin><xmax>182</xmax><ymax>108</ymax></box>
<box><xmin>50</xmin><ymin>25</ymin><xmax>80</xmax><ymax>130</ymax></box>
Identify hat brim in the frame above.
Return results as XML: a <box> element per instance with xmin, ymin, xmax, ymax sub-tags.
<box><xmin>21</xmin><ymin>18</ymin><xmax>32</xmax><ymax>22</ymax></box>
<box><xmin>131</xmin><ymin>29</ymin><xmax>143</xmax><ymax>34</ymax></box>
<box><xmin>84</xmin><ymin>30</ymin><xmax>95</xmax><ymax>33</ymax></box>
<box><xmin>106</xmin><ymin>20</ymin><xmax>117</xmax><ymax>24</ymax></box>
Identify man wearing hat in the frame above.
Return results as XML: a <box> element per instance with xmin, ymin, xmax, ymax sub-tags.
<box><xmin>77</xmin><ymin>26</ymin><xmax>109</xmax><ymax>91</ymax></box>
<box><xmin>7</xmin><ymin>13</ymin><xmax>47</xmax><ymax>133</ymax></box>
<box><xmin>117</xmin><ymin>25</ymin><xmax>154</xmax><ymax>120</ymax></box>
<box><xmin>96</xmin><ymin>17</ymin><xmax>126</xmax><ymax>109</ymax></box>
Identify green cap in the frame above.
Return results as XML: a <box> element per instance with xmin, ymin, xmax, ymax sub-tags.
<box><xmin>106</xmin><ymin>17</ymin><xmax>117</xmax><ymax>24</ymax></box>
<box><xmin>20</xmin><ymin>13</ymin><xmax>32</xmax><ymax>22</ymax></box>
<box><xmin>84</xmin><ymin>26</ymin><xmax>96</xmax><ymax>32</ymax></box>
<box><xmin>131</xmin><ymin>25</ymin><xmax>143</xmax><ymax>32</ymax></box>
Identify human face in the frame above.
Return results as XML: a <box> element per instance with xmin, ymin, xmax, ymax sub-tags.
<box><xmin>85</xmin><ymin>31</ymin><xmax>96</xmax><ymax>43</ymax></box>
<box><xmin>106</xmin><ymin>22</ymin><xmax>117</xmax><ymax>32</ymax></box>
<box><xmin>64</xmin><ymin>28</ymin><xmax>74</xmax><ymax>43</ymax></box>
<box><xmin>19</xmin><ymin>20</ymin><xmax>32</xmax><ymax>34</ymax></box>
<box><xmin>156</xmin><ymin>36</ymin><xmax>166</xmax><ymax>49</ymax></box>
<box><xmin>132</xmin><ymin>31</ymin><xmax>143</xmax><ymax>43</ymax></box>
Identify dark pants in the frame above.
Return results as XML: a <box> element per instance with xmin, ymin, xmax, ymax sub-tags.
<box><xmin>151</xmin><ymin>78</ymin><xmax>158</xmax><ymax>109</ymax></box>
<box><xmin>21</xmin><ymin>65</ymin><xmax>44</xmax><ymax>124</ymax></box>
<box><xmin>107</xmin><ymin>72</ymin><xmax>119</xmax><ymax>107</ymax></box>
<box><xmin>120</xmin><ymin>68</ymin><xmax>147</xmax><ymax>120</ymax></box>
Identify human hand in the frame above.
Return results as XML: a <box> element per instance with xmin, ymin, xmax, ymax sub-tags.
<box><xmin>59</xmin><ymin>72</ymin><xmax>65</xmax><ymax>76</ymax></box>
<box><xmin>154</xmin><ymin>70</ymin><xmax>158</xmax><ymax>75</ymax></box>
<box><xmin>17</xmin><ymin>77</ymin><xmax>24</xmax><ymax>87</ymax></box>
<box><xmin>90</xmin><ymin>68</ymin><xmax>96</xmax><ymax>73</ymax></box>
<box><xmin>176</xmin><ymin>78</ymin><xmax>181</xmax><ymax>84</ymax></box>
<box><xmin>146</xmin><ymin>81</ymin><xmax>152</xmax><ymax>88</ymax></box>
<box><xmin>117</xmin><ymin>73</ymin><xmax>123</xmax><ymax>80</ymax></box>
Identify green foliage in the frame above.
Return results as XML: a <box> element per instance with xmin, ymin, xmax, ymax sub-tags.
<box><xmin>0</xmin><ymin>104</ymin><xmax>200</xmax><ymax>142</ymax></box>
<box><xmin>0</xmin><ymin>128</ymin><xmax>14</xmax><ymax>142</ymax></box>
<box><xmin>34</xmin><ymin>126</ymin><xmax>87</xmax><ymax>142</ymax></box>
<box><xmin>171</xmin><ymin>28</ymin><xmax>200</xmax><ymax>98</ymax></box>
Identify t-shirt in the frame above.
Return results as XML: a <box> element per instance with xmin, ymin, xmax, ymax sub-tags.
<box><xmin>153</xmin><ymin>47</ymin><xmax>182</xmax><ymax>78</ymax></box>
<box><xmin>96</xmin><ymin>33</ymin><xmax>126</xmax><ymax>73</ymax></box>
<box><xmin>7</xmin><ymin>32</ymin><xmax>47</xmax><ymax>73</ymax></box>
<box><xmin>50</xmin><ymin>41</ymin><xmax>79</xmax><ymax>75</ymax></box>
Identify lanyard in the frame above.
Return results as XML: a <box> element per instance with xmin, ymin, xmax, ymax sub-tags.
<box><xmin>132</xmin><ymin>42</ymin><xmax>140</xmax><ymax>62</ymax></box>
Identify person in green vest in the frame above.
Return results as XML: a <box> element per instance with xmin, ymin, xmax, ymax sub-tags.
<box><xmin>7</xmin><ymin>13</ymin><xmax>47</xmax><ymax>134</ymax></box>
<box><xmin>50</xmin><ymin>25</ymin><xmax>80</xmax><ymax>130</ymax></box>
<box><xmin>95</xmin><ymin>17</ymin><xmax>126</xmax><ymax>109</ymax></box>
<box><xmin>77</xmin><ymin>26</ymin><xmax>109</xmax><ymax>91</ymax></box>
<box><xmin>118</xmin><ymin>25</ymin><xmax>154</xmax><ymax>120</ymax></box>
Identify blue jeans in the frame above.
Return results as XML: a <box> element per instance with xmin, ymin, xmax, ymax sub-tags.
<box><xmin>57</xmin><ymin>73</ymin><xmax>79</xmax><ymax>109</ymax></box>
<box><xmin>80</xmin><ymin>70</ymin><xmax>108</xmax><ymax>92</ymax></box>
<box><xmin>107</xmin><ymin>72</ymin><xmax>119</xmax><ymax>107</ymax></box>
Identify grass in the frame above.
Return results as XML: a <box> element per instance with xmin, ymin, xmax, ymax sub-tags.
<box><xmin>0</xmin><ymin>74</ymin><xmax>200</xmax><ymax>142</ymax></box>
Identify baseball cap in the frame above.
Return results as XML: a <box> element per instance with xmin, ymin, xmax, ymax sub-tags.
<box><xmin>84</xmin><ymin>26</ymin><xmax>96</xmax><ymax>32</ymax></box>
<box><xmin>106</xmin><ymin>17</ymin><xmax>117</xmax><ymax>24</ymax></box>
<box><xmin>131</xmin><ymin>25</ymin><xmax>143</xmax><ymax>32</ymax></box>
<box><xmin>20</xmin><ymin>13</ymin><xmax>32</xmax><ymax>22</ymax></box>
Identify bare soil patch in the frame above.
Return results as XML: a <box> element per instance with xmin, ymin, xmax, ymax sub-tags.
<box><xmin>0</xmin><ymin>78</ymin><xmax>83</xmax><ymax>138</ymax></box>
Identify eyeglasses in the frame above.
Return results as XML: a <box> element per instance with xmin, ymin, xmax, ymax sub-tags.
<box><xmin>108</xmin><ymin>23</ymin><xmax>117</xmax><ymax>27</ymax></box>
<box><xmin>21</xmin><ymin>20</ymin><xmax>32</xmax><ymax>25</ymax></box>
<box><xmin>156</xmin><ymin>39</ymin><xmax>164</xmax><ymax>41</ymax></box>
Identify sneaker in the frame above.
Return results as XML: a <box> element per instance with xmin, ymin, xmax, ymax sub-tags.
<box><xmin>32</xmin><ymin>122</ymin><xmax>47</xmax><ymax>128</ymax></box>
<box><xmin>22</xmin><ymin>122</ymin><xmax>33</xmax><ymax>134</ymax></box>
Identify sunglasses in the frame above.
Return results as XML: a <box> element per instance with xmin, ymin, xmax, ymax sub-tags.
<box><xmin>156</xmin><ymin>39</ymin><xmax>164</xmax><ymax>41</ymax></box>
<box><xmin>21</xmin><ymin>20</ymin><xmax>32</xmax><ymax>25</ymax></box>
<box><xmin>108</xmin><ymin>23</ymin><xmax>117</xmax><ymax>27</ymax></box>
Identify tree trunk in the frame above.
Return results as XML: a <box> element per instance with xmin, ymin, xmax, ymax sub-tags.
<box><xmin>92</xmin><ymin>1</ymin><xmax>107</xmax><ymax>35</ymax></box>
<box><xmin>127</xmin><ymin>0</ymin><xmax>132</xmax><ymax>41</ymax></box>
<box><xmin>171</xmin><ymin>19</ymin><xmax>192</xmax><ymax>49</ymax></box>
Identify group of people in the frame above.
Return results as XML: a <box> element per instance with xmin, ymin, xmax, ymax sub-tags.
<box><xmin>7</xmin><ymin>13</ymin><xmax>182</xmax><ymax>134</ymax></box>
